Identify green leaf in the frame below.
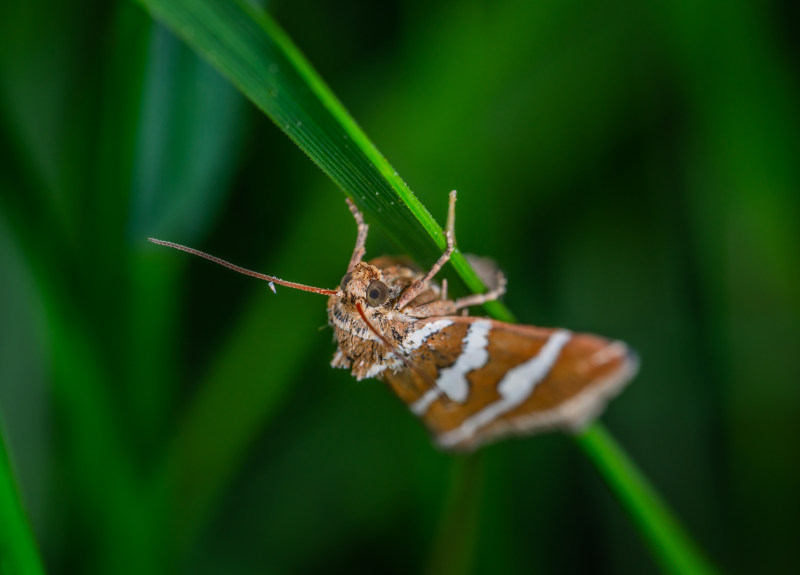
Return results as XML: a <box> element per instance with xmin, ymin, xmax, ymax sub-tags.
<box><xmin>134</xmin><ymin>0</ymin><xmax>513</xmax><ymax>322</ymax></box>
<box><xmin>130</xmin><ymin>22</ymin><xmax>247</xmax><ymax>242</ymax></box>
<box><xmin>0</xmin><ymin>419</ymin><xmax>46</xmax><ymax>575</ymax></box>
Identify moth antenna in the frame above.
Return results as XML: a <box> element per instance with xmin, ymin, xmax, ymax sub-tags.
<box><xmin>355</xmin><ymin>302</ymin><xmax>439</xmax><ymax>390</ymax></box>
<box><xmin>148</xmin><ymin>238</ymin><xmax>339</xmax><ymax>296</ymax></box>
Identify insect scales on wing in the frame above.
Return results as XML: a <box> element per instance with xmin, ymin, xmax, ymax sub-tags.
<box><xmin>149</xmin><ymin>191</ymin><xmax>637</xmax><ymax>451</ymax></box>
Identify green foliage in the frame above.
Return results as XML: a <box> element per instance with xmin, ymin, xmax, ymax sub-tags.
<box><xmin>0</xmin><ymin>426</ymin><xmax>46</xmax><ymax>575</ymax></box>
<box><xmin>135</xmin><ymin>0</ymin><xmax>512</xmax><ymax>320</ymax></box>
<box><xmin>0</xmin><ymin>0</ymin><xmax>798</xmax><ymax>574</ymax></box>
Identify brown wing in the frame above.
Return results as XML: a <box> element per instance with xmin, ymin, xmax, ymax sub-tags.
<box><xmin>380</xmin><ymin>316</ymin><xmax>637</xmax><ymax>451</ymax></box>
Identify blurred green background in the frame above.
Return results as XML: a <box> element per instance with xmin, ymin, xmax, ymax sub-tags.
<box><xmin>1</xmin><ymin>0</ymin><xmax>799</xmax><ymax>573</ymax></box>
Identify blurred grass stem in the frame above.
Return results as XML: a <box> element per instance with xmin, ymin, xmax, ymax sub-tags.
<box><xmin>0</xmin><ymin>424</ymin><xmax>47</xmax><ymax>575</ymax></box>
<box><xmin>576</xmin><ymin>423</ymin><xmax>717</xmax><ymax>575</ymax></box>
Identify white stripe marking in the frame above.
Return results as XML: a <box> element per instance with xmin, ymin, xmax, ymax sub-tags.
<box><xmin>437</xmin><ymin>319</ymin><xmax>492</xmax><ymax>403</ymax></box>
<box><xmin>409</xmin><ymin>320</ymin><xmax>492</xmax><ymax>415</ymax></box>
<box><xmin>437</xmin><ymin>330</ymin><xmax>572</xmax><ymax>448</ymax></box>
<box><xmin>410</xmin><ymin>388</ymin><xmax>438</xmax><ymax>416</ymax></box>
<box><xmin>405</xmin><ymin>319</ymin><xmax>453</xmax><ymax>351</ymax></box>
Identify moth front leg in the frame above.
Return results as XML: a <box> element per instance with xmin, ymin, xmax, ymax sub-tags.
<box><xmin>395</xmin><ymin>191</ymin><xmax>457</xmax><ymax>310</ymax></box>
<box><xmin>403</xmin><ymin>269</ymin><xmax>507</xmax><ymax>318</ymax></box>
<box><xmin>345</xmin><ymin>198</ymin><xmax>369</xmax><ymax>271</ymax></box>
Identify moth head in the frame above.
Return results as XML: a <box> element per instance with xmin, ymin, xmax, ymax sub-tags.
<box><xmin>339</xmin><ymin>262</ymin><xmax>395</xmax><ymax>308</ymax></box>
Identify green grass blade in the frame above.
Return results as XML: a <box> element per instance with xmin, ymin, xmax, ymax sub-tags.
<box><xmin>133</xmin><ymin>0</ymin><xmax>512</xmax><ymax>322</ymax></box>
<box><xmin>0</xmin><ymin>422</ymin><xmax>47</xmax><ymax>575</ymax></box>
<box><xmin>133</xmin><ymin>0</ymin><xmax>435</xmax><ymax>257</ymax></box>
<box><xmin>134</xmin><ymin>1</ymin><xmax>715</xmax><ymax>572</ymax></box>
<box><xmin>425</xmin><ymin>455</ymin><xmax>484</xmax><ymax>575</ymax></box>
<box><xmin>576</xmin><ymin>423</ymin><xmax>718</xmax><ymax>575</ymax></box>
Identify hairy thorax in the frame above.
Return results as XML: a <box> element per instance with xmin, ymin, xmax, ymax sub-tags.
<box><xmin>327</xmin><ymin>258</ymin><xmax>442</xmax><ymax>380</ymax></box>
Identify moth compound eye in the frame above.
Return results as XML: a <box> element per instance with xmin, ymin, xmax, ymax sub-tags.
<box><xmin>340</xmin><ymin>272</ymin><xmax>353</xmax><ymax>291</ymax></box>
<box><xmin>365</xmin><ymin>280</ymin><xmax>389</xmax><ymax>306</ymax></box>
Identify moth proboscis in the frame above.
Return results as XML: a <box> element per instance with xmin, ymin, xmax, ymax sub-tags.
<box><xmin>149</xmin><ymin>191</ymin><xmax>638</xmax><ymax>451</ymax></box>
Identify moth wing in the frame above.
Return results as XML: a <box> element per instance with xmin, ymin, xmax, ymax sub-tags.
<box><xmin>381</xmin><ymin>316</ymin><xmax>638</xmax><ymax>451</ymax></box>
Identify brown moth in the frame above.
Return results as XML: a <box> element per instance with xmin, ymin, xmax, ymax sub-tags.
<box><xmin>150</xmin><ymin>192</ymin><xmax>637</xmax><ymax>451</ymax></box>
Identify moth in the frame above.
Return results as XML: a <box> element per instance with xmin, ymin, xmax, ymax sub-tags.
<box><xmin>150</xmin><ymin>192</ymin><xmax>637</xmax><ymax>451</ymax></box>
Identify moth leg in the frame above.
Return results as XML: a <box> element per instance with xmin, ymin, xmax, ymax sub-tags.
<box><xmin>395</xmin><ymin>191</ymin><xmax>457</xmax><ymax>309</ymax></box>
<box><xmin>449</xmin><ymin>269</ymin><xmax>507</xmax><ymax>311</ymax></box>
<box><xmin>404</xmin><ymin>270</ymin><xmax>507</xmax><ymax>318</ymax></box>
<box><xmin>345</xmin><ymin>198</ymin><xmax>369</xmax><ymax>271</ymax></box>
